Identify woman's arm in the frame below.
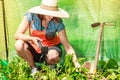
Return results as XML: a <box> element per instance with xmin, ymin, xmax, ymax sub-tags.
<box><xmin>15</xmin><ymin>16</ymin><xmax>40</xmax><ymax>42</ymax></box>
<box><xmin>58</xmin><ymin>29</ymin><xmax>81</xmax><ymax>68</ymax></box>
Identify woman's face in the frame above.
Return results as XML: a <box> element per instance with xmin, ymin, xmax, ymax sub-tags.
<box><xmin>44</xmin><ymin>15</ymin><xmax>53</xmax><ymax>21</ymax></box>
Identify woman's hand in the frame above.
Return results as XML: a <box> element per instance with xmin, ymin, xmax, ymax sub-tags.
<box><xmin>31</xmin><ymin>36</ymin><xmax>42</xmax><ymax>46</ymax></box>
<box><xmin>72</xmin><ymin>54</ymin><xmax>81</xmax><ymax>69</ymax></box>
<box><xmin>73</xmin><ymin>60</ymin><xmax>81</xmax><ymax>69</ymax></box>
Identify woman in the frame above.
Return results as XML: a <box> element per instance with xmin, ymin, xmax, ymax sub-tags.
<box><xmin>15</xmin><ymin>0</ymin><xmax>80</xmax><ymax>75</ymax></box>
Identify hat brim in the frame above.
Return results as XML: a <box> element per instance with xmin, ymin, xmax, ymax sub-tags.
<box><xmin>28</xmin><ymin>6</ymin><xmax>70</xmax><ymax>18</ymax></box>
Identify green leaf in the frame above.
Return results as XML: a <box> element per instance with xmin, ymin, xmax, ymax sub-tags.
<box><xmin>104</xmin><ymin>59</ymin><xmax>118</xmax><ymax>70</ymax></box>
<box><xmin>97</xmin><ymin>60</ymin><xmax>106</xmax><ymax>70</ymax></box>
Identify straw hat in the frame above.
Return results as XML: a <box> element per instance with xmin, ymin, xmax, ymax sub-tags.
<box><xmin>28</xmin><ymin>0</ymin><xmax>70</xmax><ymax>18</ymax></box>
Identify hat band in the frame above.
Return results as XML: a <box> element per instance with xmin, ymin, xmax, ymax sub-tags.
<box><xmin>40</xmin><ymin>4</ymin><xmax>58</xmax><ymax>11</ymax></box>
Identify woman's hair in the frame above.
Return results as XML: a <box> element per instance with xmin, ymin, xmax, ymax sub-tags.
<box><xmin>38</xmin><ymin>14</ymin><xmax>60</xmax><ymax>23</ymax></box>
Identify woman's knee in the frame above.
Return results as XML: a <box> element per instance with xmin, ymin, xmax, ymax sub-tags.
<box><xmin>15</xmin><ymin>40</ymin><xmax>25</xmax><ymax>52</ymax></box>
<box><xmin>46</xmin><ymin>49</ymin><xmax>60</xmax><ymax>64</ymax></box>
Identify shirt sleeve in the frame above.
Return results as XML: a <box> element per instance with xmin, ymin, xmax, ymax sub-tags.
<box><xmin>24</xmin><ymin>12</ymin><xmax>33</xmax><ymax>23</ymax></box>
<box><xmin>57</xmin><ymin>19</ymin><xmax>65</xmax><ymax>32</ymax></box>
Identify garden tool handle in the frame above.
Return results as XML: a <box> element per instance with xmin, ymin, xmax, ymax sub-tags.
<box><xmin>37</xmin><ymin>40</ymin><xmax>48</xmax><ymax>63</ymax></box>
<box><xmin>90</xmin><ymin>23</ymin><xmax>104</xmax><ymax>74</ymax></box>
<box><xmin>37</xmin><ymin>40</ymin><xmax>48</xmax><ymax>52</ymax></box>
<box><xmin>93</xmin><ymin>23</ymin><xmax>104</xmax><ymax>72</ymax></box>
<box><xmin>37</xmin><ymin>40</ymin><xmax>42</xmax><ymax>48</ymax></box>
<box><xmin>104</xmin><ymin>22</ymin><xmax>114</xmax><ymax>26</ymax></box>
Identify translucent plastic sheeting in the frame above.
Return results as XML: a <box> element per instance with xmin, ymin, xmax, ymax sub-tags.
<box><xmin>59</xmin><ymin>0</ymin><xmax>120</xmax><ymax>62</ymax></box>
<box><xmin>0</xmin><ymin>0</ymin><xmax>120</xmax><ymax>63</ymax></box>
<box><xmin>0</xmin><ymin>1</ymin><xmax>6</xmax><ymax>59</ymax></box>
<box><xmin>0</xmin><ymin>0</ymin><xmax>41</xmax><ymax>60</ymax></box>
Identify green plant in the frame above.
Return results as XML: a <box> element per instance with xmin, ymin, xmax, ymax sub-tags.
<box><xmin>0</xmin><ymin>55</ymin><xmax>120</xmax><ymax>80</ymax></box>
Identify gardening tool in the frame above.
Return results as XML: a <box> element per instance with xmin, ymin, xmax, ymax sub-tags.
<box><xmin>90</xmin><ymin>22</ymin><xmax>114</xmax><ymax>74</ymax></box>
<box><xmin>37</xmin><ymin>40</ymin><xmax>48</xmax><ymax>63</ymax></box>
